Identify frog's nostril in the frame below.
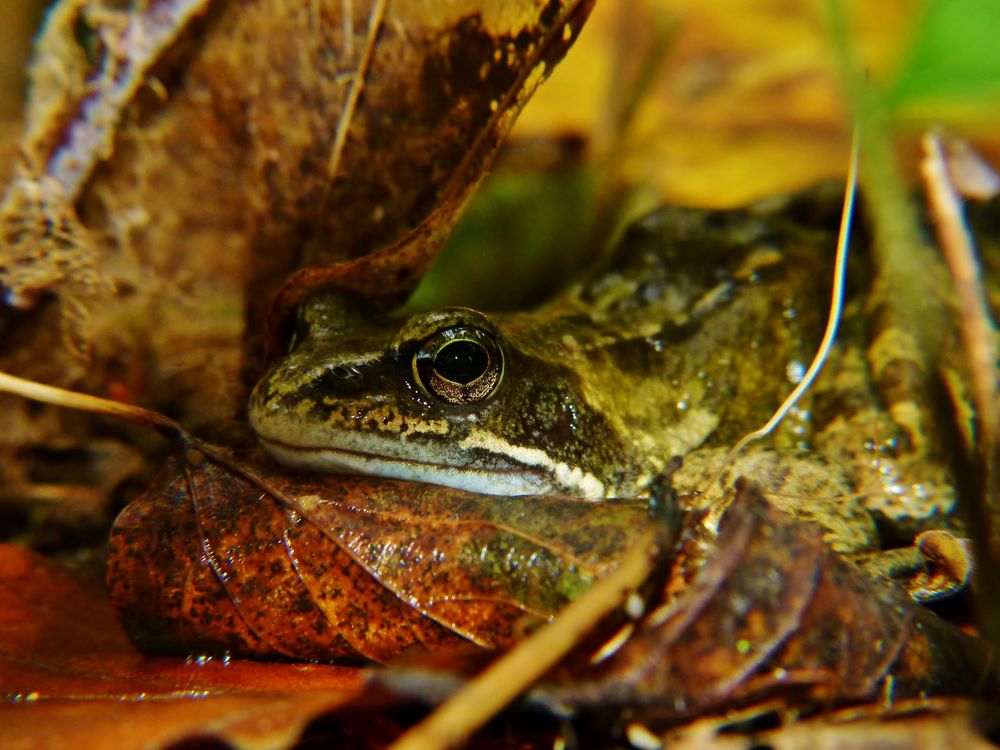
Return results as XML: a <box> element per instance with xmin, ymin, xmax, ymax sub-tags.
<box><xmin>331</xmin><ymin>364</ymin><xmax>363</xmax><ymax>380</ymax></box>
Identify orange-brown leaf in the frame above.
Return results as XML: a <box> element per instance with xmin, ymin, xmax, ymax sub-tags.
<box><xmin>107</xmin><ymin>452</ymin><xmax>656</xmax><ymax>663</ymax></box>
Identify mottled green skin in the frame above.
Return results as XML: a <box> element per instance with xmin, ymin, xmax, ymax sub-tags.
<box><xmin>251</xmin><ymin>190</ymin><xmax>959</xmax><ymax>553</ymax></box>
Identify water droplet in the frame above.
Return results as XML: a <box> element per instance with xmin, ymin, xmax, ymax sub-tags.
<box><xmin>786</xmin><ymin>360</ymin><xmax>806</xmax><ymax>384</ymax></box>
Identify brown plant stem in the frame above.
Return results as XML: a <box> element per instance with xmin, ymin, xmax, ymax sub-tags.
<box><xmin>921</xmin><ymin>133</ymin><xmax>999</xmax><ymax>504</ymax></box>
<box><xmin>920</xmin><ymin>134</ymin><xmax>1000</xmax><ymax>652</ymax></box>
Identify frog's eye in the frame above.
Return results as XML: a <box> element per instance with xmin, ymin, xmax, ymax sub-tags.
<box><xmin>413</xmin><ymin>326</ymin><xmax>504</xmax><ymax>404</ymax></box>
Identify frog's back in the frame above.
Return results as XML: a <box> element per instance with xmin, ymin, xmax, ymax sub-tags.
<box><xmin>499</xmin><ymin>196</ymin><xmax>837</xmax><ymax>475</ymax></box>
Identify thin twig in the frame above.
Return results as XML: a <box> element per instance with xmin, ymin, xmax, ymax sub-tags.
<box><xmin>387</xmin><ymin>529</ymin><xmax>660</xmax><ymax>750</ymax></box>
<box><xmin>920</xmin><ymin>132</ymin><xmax>998</xmax><ymax>508</ymax></box>
<box><xmin>316</xmin><ymin>0</ymin><xmax>387</xmax><ymax>217</ymax></box>
<box><xmin>920</xmin><ymin>134</ymin><xmax>1000</xmax><ymax>654</ymax></box>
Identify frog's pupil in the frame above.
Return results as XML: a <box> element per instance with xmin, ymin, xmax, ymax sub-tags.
<box><xmin>434</xmin><ymin>340</ymin><xmax>488</xmax><ymax>384</ymax></box>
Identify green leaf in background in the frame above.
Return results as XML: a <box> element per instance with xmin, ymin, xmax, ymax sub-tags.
<box><xmin>889</xmin><ymin>0</ymin><xmax>1000</xmax><ymax>109</ymax></box>
<box><xmin>407</xmin><ymin>161</ymin><xmax>598</xmax><ymax>312</ymax></box>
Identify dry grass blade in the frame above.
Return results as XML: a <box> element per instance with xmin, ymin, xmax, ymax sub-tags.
<box><xmin>920</xmin><ymin>133</ymin><xmax>1000</xmax><ymax>652</ymax></box>
<box><xmin>702</xmin><ymin>130</ymin><xmax>859</xmax><ymax>502</ymax></box>
<box><xmin>387</xmin><ymin>528</ymin><xmax>660</xmax><ymax>750</ymax></box>
<box><xmin>0</xmin><ymin>370</ymin><xmax>183</xmax><ymax>437</ymax></box>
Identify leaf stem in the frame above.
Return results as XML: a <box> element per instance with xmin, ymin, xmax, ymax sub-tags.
<box><xmin>919</xmin><ymin>133</ymin><xmax>1000</xmax><ymax>650</ymax></box>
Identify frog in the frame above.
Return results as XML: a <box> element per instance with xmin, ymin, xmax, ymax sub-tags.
<box><xmin>249</xmin><ymin>187</ymin><xmax>962</xmax><ymax>558</ymax></box>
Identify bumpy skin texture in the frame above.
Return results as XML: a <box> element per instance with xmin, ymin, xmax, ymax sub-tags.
<box><xmin>251</xmin><ymin>190</ymin><xmax>961</xmax><ymax>554</ymax></box>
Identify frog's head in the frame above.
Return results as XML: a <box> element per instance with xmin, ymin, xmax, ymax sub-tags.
<box><xmin>249</xmin><ymin>293</ymin><xmax>625</xmax><ymax>499</ymax></box>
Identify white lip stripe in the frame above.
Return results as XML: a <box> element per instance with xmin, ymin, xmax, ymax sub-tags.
<box><xmin>260</xmin><ymin>439</ymin><xmax>555</xmax><ymax>497</ymax></box>
<box><xmin>458</xmin><ymin>429</ymin><xmax>606</xmax><ymax>499</ymax></box>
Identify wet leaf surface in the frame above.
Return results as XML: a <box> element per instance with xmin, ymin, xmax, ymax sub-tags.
<box><xmin>0</xmin><ymin>543</ymin><xmax>361</xmax><ymax>750</ymax></box>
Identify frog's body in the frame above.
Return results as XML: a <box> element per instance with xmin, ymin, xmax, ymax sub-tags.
<box><xmin>250</xmin><ymin>191</ymin><xmax>958</xmax><ymax>554</ymax></box>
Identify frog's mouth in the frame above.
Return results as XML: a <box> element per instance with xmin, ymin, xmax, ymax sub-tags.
<box><xmin>256</xmin><ymin>435</ymin><xmax>557</xmax><ymax>497</ymax></box>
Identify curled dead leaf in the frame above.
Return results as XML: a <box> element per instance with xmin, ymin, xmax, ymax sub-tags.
<box><xmin>0</xmin><ymin>0</ymin><xmax>595</xmax><ymax>428</ymax></box>
<box><xmin>911</xmin><ymin>529</ymin><xmax>974</xmax><ymax>602</ymax></box>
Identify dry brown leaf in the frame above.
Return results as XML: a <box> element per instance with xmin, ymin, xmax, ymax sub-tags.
<box><xmin>0</xmin><ymin>0</ymin><xmax>594</xmax><ymax>429</ymax></box>
<box><xmin>374</xmin><ymin>482</ymin><xmax>998</xmax><ymax>732</ymax></box>
<box><xmin>659</xmin><ymin>701</ymin><xmax>997</xmax><ymax>750</ymax></box>
<box><xmin>530</xmin><ymin>482</ymin><xmax>998</xmax><ymax>717</ymax></box>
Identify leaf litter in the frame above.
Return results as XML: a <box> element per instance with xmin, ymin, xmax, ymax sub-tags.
<box><xmin>1</xmin><ymin>1</ymin><xmax>1000</xmax><ymax>750</ymax></box>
